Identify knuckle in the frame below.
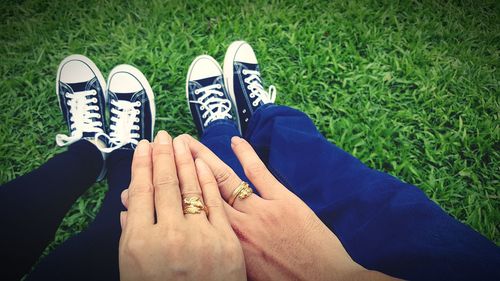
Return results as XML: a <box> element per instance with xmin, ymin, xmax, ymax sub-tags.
<box><xmin>214</xmin><ymin>166</ymin><xmax>233</xmax><ymax>186</ymax></box>
<box><xmin>176</xmin><ymin>155</ymin><xmax>192</xmax><ymax>166</ymax></box>
<box><xmin>199</xmin><ymin>174</ymin><xmax>217</xmax><ymax>186</ymax></box>
<box><xmin>123</xmin><ymin>237</ymin><xmax>146</xmax><ymax>257</ymax></box>
<box><xmin>181</xmin><ymin>183</ymin><xmax>200</xmax><ymax>194</ymax></box>
<box><xmin>130</xmin><ymin>182</ymin><xmax>154</xmax><ymax>195</ymax></box>
<box><xmin>154</xmin><ymin>174</ymin><xmax>179</xmax><ymax>188</ymax></box>
<box><xmin>154</xmin><ymin>145</ymin><xmax>173</xmax><ymax>157</ymax></box>
<box><xmin>244</xmin><ymin>161</ymin><xmax>267</xmax><ymax>179</ymax></box>
<box><xmin>132</xmin><ymin>155</ymin><xmax>151</xmax><ymax>168</ymax></box>
<box><xmin>259</xmin><ymin>208</ymin><xmax>282</xmax><ymax>226</ymax></box>
<box><xmin>204</xmin><ymin>197</ymin><xmax>222</xmax><ymax>208</ymax></box>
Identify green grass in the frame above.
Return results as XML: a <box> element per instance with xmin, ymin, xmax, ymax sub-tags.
<box><xmin>1</xmin><ymin>0</ymin><xmax>499</xmax><ymax>258</ymax></box>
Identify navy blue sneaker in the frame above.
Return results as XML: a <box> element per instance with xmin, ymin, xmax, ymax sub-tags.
<box><xmin>56</xmin><ymin>54</ymin><xmax>107</xmax><ymax>147</ymax></box>
<box><xmin>55</xmin><ymin>54</ymin><xmax>108</xmax><ymax>180</ymax></box>
<box><xmin>186</xmin><ymin>55</ymin><xmax>236</xmax><ymax>136</ymax></box>
<box><xmin>223</xmin><ymin>41</ymin><xmax>277</xmax><ymax>134</ymax></box>
<box><xmin>98</xmin><ymin>64</ymin><xmax>155</xmax><ymax>152</ymax></box>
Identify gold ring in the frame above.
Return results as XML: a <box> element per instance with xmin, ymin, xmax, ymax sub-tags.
<box><xmin>183</xmin><ymin>196</ymin><xmax>208</xmax><ymax>215</ymax></box>
<box><xmin>228</xmin><ymin>181</ymin><xmax>253</xmax><ymax>206</ymax></box>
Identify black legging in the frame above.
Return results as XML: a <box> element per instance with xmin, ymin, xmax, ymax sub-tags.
<box><xmin>0</xmin><ymin>140</ymin><xmax>131</xmax><ymax>280</ymax></box>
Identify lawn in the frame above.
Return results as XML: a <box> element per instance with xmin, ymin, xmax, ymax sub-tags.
<box><xmin>0</xmin><ymin>0</ymin><xmax>498</xmax><ymax>262</ymax></box>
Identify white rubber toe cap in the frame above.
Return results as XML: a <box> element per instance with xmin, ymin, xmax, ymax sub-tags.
<box><xmin>59</xmin><ymin>60</ymin><xmax>95</xmax><ymax>83</ymax></box>
<box><xmin>108</xmin><ymin>71</ymin><xmax>143</xmax><ymax>93</ymax></box>
<box><xmin>233</xmin><ymin>42</ymin><xmax>258</xmax><ymax>64</ymax></box>
<box><xmin>188</xmin><ymin>55</ymin><xmax>222</xmax><ymax>81</ymax></box>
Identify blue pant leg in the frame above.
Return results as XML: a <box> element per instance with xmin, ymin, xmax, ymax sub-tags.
<box><xmin>245</xmin><ymin>104</ymin><xmax>500</xmax><ymax>281</ymax></box>
<box><xmin>200</xmin><ymin>120</ymin><xmax>249</xmax><ymax>185</ymax></box>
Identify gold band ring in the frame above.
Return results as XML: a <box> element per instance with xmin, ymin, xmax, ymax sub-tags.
<box><xmin>183</xmin><ymin>196</ymin><xmax>208</xmax><ymax>215</ymax></box>
<box><xmin>228</xmin><ymin>181</ymin><xmax>253</xmax><ymax>206</ymax></box>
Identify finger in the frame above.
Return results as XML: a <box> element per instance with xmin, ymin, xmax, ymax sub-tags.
<box><xmin>230</xmin><ymin>136</ymin><xmax>283</xmax><ymax>198</ymax></box>
<box><xmin>127</xmin><ymin>139</ymin><xmax>155</xmax><ymax>227</ymax></box>
<box><xmin>152</xmin><ymin>131</ymin><xmax>183</xmax><ymax>222</ymax></box>
<box><xmin>121</xmin><ymin>189</ymin><xmax>129</xmax><ymax>209</ymax></box>
<box><xmin>120</xmin><ymin>211</ymin><xmax>127</xmax><ymax>230</ymax></box>
<box><xmin>180</xmin><ymin>134</ymin><xmax>262</xmax><ymax>212</ymax></box>
<box><xmin>173</xmin><ymin>137</ymin><xmax>207</xmax><ymax>222</ymax></box>
<box><xmin>195</xmin><ymin>158</ymin><xmax>233</xmax><ymax>231</ymax></box>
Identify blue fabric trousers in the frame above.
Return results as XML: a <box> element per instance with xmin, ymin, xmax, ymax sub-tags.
<box><xmin>201</xmin><ymin>104</ymin><xmax>500</xmax><ymax>281</ymax></box>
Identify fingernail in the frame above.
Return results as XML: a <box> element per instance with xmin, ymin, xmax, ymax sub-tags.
<box><xmin>136</xmin><ymin>140</ymin><xmax>150</xmax><ymax>155</ymax></box>
<box><xmin>231</xmin><ymin>136</ymin><xmax>243</xmax><ymax>145</ymax></box>
<box><xmin>120</xmin><ymin>211</ymin><xmax>127</xmax><ymax>229</ymax></box>
<box><xmin>156</xmin><ymin>130</ymin><xmax>170</xmax><ymax>144</ymax></box>
<box><xmin>121</xmin><ymin>189</ymin><xmax>128</xmax><ymax>207</ymax></box>
<box><xmin>173</xmin><ymin>137</ymin><xmax>186</xmax><ymax>153</ymax></box>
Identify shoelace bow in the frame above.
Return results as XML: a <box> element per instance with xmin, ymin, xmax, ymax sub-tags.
<box><xmin>190</xmin><ymin>84</ymin><xmax>232</xmax><ymax>127</ymax></box>
<box><xmin>242</xmin><ymin>69</ymin><xmax>276</xmax><ymax>106</ymax></box>
<box><xmin>95</xmin><ymin>100</ymin><xmax>141</xmax><ymax>153</ymax></box>
<box><xmin>55</xmin><ymin>89</ymin><xmax>103</xmax><ymax>146</ymax></box>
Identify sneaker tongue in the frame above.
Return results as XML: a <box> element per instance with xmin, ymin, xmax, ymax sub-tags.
<box><xmin>193</xmin><ymin>75</ymin><xmax>221</xmax><ymax>87</ymax></box>
<box><xmin>67</xmin><ymin>81</ymin><xmax>89</xmax><ymax>92</ymax></box>
<box><xmin>240</xmin><ymin>62</ymin><xmax>260</xmax><ymax>72</ymax></box>
<box><xmin>82</xmin><ymin>132</ymin><xmax>95</xmax><ymax>139</ymax></box>
<box><xmin>113</xmin><ymin>92</ymin><xmax>139</xmax><ymax>102</ymax></box>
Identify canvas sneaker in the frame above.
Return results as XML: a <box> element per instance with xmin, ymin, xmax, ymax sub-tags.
<box><xmin>55</xmin><ymin>54</ymin><xmax>107</xmax><ymax>147</ymax></box>
<box><xmin>96</xmin><ymin>64</ymin><xmax>155</xmax><ymax>152</ymax></box>
<box><xmin>186</xmin><ymin>55</ymin><xmax>235</xmax><ymax>136</ymax></box>
<box><xmin>223</xmin><ymin>41</ymin><xmax>277</xmax><ymax>134</ymax></box>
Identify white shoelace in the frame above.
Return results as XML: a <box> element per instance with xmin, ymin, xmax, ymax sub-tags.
<box><xmin>55</xmin><ymin>90</ymin><xmax>103</xmax><ymax>146</ymax></box>
<box><xmin>190</xmin><ymin>84</ymin><xmax>232</xmax><ymax>127</ymax></box>
<box><xmin>242</xmin><ymin>69</ymin><xmax>276</xmax><ymax>106</ymax></box>
<box><xmin>95</xmin><ymin>100</ymin><xmax>141</xmax><ymax>153</ymax></box>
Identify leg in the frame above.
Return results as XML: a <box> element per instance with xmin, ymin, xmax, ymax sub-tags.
<box><xmin>27</xmin><ymin>64</ymin><xmax>155</xmax><ymax>281</ymax></box>
<box><xmin>0</xmin><ymin>140</ymin><xmax>102</xmax><ymax>280</ymax></box>
<box><xmin>26</xmin><ymin>149</ymin><xmax>132</xmax><ymax>281</ymax></box>
<box><xmin>244</xmin><ymin>104</ymin><xmax>500</xmax><ymax>280</ymax></box>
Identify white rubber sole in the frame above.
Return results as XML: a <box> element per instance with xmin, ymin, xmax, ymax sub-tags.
<box><xmin>223</xmin><ymin>40</ymin><xmax>247</xmax><ymax>133</ymax></box>
<box><xmin>185</xmin><ymin>55</ymin><xmax>223</xmax><ymax>118</ymax></box>
<box><xmin>107</xmin><ymin>64</ymin><xmax>156</xmax><ymax>139</ymax></box>
<box><xmin>56</xmin><ymin>54</ymin><xmax>107</xmax><ymax>115</ymax></box>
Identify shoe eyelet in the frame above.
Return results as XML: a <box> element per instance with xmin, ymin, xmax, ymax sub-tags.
<box><xmin>135</xmin><ymin>110</ymin><xmax>140</xmax><ymax>114</ymax></box>
<box><xmin>194</xmin><ymin>90</ymin><xmax>199</xmax><ymax>95</ymax></box>
<box><xmin>242</xmin><ymin>70</ymin><xmax>248</xmax><ymax>75</ymax></box>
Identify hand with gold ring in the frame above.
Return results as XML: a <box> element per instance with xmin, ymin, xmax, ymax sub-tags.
<box><xmin>118</xmin><ymin>131</ymin><xmax>246</xmax><ymax>281</ymax></box>
<box><xmin>181</xmin><ymin>134</ymin><xmax>400</xmax><ymax>281</ymax></box>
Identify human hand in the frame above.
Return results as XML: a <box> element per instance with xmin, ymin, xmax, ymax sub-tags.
<box><xmin>181</xmin><ymin>134</ymin><xmax>399</xmax><ymax>281</ymax></box>
<box><xmin>119</xmin><ymin>131</ymin><xmax>246</xmax><ymax>281</ymax></box>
